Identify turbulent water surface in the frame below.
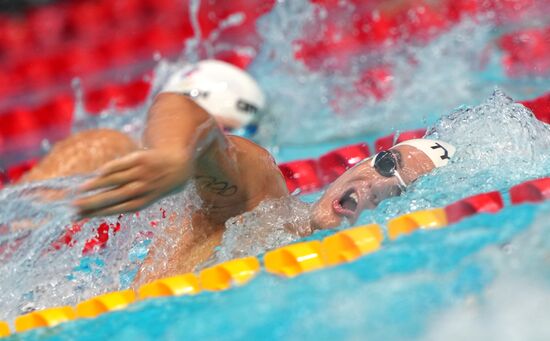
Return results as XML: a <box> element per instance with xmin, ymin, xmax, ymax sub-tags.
<box><xmin>1</xmin><ymin>0</ymin><xmax>550</xmax><ymax>339</ymax></box>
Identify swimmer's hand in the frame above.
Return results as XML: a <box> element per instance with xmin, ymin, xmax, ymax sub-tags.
<box><xmin>74</xmin><ymin>149</ymin><xmax>191</xmax><ymax>217</ymax></box>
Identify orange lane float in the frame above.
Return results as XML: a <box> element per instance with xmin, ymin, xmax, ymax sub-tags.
<box><xmin>387</xmin><ymin>208</ymin><xmax>448</xmax><ymax>240</ymax></box>
<box><xmin>264</xmin><ymin>241</ymin><xmax>325</xmax><ymax>278</ymax></box>
<box><xmin>321</xmin><ymin>224</ymin><xmax>383</xmax><ymax>266</ymax></box>
<box><xmin>76</xmin><ymin>290</ymin><xmax>136</xmax><ymax>319</ymax></box>
<box><xmin>444</xmin><ymin>191</ymin><xmax>504</xmax><ymax>224</ymax></box>
<box><xmin>138</xmin><ymin>273</ymin><xmax>200</xmax><ymax>299</ymax></box>
<box><xmin>0</xmin><ymin>322</ymin><xmax>9</xmax><ymax>337</ymax></box>
<box><xmin>509</xmin><ymin>177</ymin><xmax>550</xmax><ymax>205</ymax></box>
<box><xmin>199</xmin><ymin>257</ymin><xmax>261</xmax><ymax>291</ymax></box>
<box><xmin>15</xmin><ymin>306</ymin><xmax>76</xmax><ymax>333</ymax></box>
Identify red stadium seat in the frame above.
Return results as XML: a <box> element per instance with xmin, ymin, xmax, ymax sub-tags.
<box><xmin>66</xmin><ymin>1</ymin><xmax>110</xmax><ymax>39</ymax></box>
<box><xmin>58</xmin><ymin>45</ymin><xmax>107</xmax><ymax>79</ymax></box>
<box><xmin>0</xmin><ymin>16</ymin><xmax>31</xmax><ymax>61</ymax></box>
<box><xmin>27</xmin><ymin>3</ymin><xmax>67</xmax><ymax>48</ymax></box>
<box><xmin>101</xmin><ymin>0</ymin><xmax>145</xmax><ymax>25</ymax></box>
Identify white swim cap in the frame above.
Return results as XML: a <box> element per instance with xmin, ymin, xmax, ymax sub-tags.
<box><xmin>394</xmin><ymin>139</ymin><xmax>456</xmax><ymax>168</ymax></box>
<box><xmin>161</xmin><ymin>59</ymin><xmax>266</xmax><ymax>129</ymax></box>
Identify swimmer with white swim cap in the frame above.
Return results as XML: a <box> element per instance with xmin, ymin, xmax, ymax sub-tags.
<box><xmin>310</xmin><ymin>139</ymin><xmax>456</xmax><ymax>230</ymax></box>
<box><xmin>22</xmin><ymin>60</ymin><xmax>455</xmax><ymax>283</ymax></box>
<box><xmin>162</xmin><ymin>60</ymin><xmax>265</xmax><ymax>135</ymax></box>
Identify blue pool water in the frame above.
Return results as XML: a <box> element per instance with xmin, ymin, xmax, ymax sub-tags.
<box><xmin>17</xmin><ymin>202</ymin><xmax>550</xmax><ymax>340</ymax></box>
<box><xmin>2</xmin><ymin>0</ymin><xmax>550</xmax><ymax>339</ymax></box>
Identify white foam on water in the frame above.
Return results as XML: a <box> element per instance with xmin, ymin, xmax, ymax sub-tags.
<box><xmin>0</xmin><ymin>178</ymin><xmax>202</xmax><ymax>321</ymax></box>
<box><xmin>204</xmin><ymin>196</ymin><xmax>312</xmax><ymax>266</ymax></box>
<box><xmin>364</xmin><ymin>89</ymin><xmax>550</xmax><ymax>224</ymax></box>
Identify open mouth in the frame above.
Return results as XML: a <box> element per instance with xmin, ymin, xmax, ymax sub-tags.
<box><xmin>333</xmin><ymin>188</ymin><xmax>359</xmax><ymax>217</ymax></box>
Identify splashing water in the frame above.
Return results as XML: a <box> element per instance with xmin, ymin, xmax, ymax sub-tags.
<box><xmin>249</xmin><ymin>1</ymin><xmax>502</xmax><ymax>145</ymax></box>
<box><xmin>68</xmin><ymin>0</ymin><xmax>549</xmax><ymax>149</ymax></box>
<box><xmin>0</xmin><ymin>178</ymin><xmax>202</xmax><ymax>321</ymax></box>
<box><xmin>205</xmin><ymin>196</ymin><xmax>312</xmax><ymax>266</ymax></box>
<box><xmin>362</xmin><ymin>89</ymin><xmax>550</xmax><ymax>225</ymax></box>
<box><xmin>2</xmin><ymin>0</ymin><xmax>550</xmax><ymax>328</ymax></box>
<box><xmin>212</xmin><ymin>89</ymin><xmax>550</xmax><ymax>257</ymax></box>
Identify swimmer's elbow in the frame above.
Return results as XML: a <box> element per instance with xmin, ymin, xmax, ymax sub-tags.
<box><xmin>152</xmin><ymin>92</ymin><xmax>212</xmax><ymax>121</ymax></box>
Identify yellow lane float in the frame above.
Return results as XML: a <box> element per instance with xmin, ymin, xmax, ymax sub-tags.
<box><xmin>138</xmin><ymin>273</ymin><xmax>200</xmax><ymax>299</ymax></box>
<box><xmin>76</xmin><ymin>290</ymin><xmax>136</xmax><ymax>318</ymax></box>
<box><xmin>200</xmin><ymin>257</ymin><xmax>261</xmax><ymax>291</ymax></box>
<box><xmin>387</xmin><ymin>208</ymin><xmax>448</xmax><ymax>240</ymax></box>
<box><xmin>322</xmin><ymin>224</ymin><xmax>383</xmax><ymax>266</ymax></box>
<box><xmin>0</xmin><ymin>321</ymin><xmax>9</xmax><ymax>337</ymax></box>
<box><xmin>15</xmin><ymin>306</ymin><xmax>76</xmax><ymax>333</ymax></box>
<box><xmin>264</xmin><ymin>241</ymin><xmax>325</xmax><ymax>277</ymax></box>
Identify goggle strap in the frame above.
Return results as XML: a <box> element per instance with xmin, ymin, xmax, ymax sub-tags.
<box><xmin>394</xmin><ymin>171</ymin><xmax>407</xmax><ymax>191</ymax></box>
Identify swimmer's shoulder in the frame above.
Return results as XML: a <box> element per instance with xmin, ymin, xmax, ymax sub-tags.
<box><xmin>226</xmin><ymin>135</ymin><xmax>273</xmax><ymax>161</ymax></box>
<box><xmin>227</xmin><ymin>135</ymin><xmax>288</xmax><ymax>196</ymax></box>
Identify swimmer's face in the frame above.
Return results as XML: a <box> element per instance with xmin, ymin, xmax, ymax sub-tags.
<box><xmin>310</xmin><ymin>145</ymin><xmax>436</xmax><ymax>230</ymax></box>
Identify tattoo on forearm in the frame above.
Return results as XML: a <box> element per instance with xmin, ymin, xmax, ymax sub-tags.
<box><xmin>195</xmin><ymin>176</ymin><xmax>238</xmax><ymax>197</ymax></box>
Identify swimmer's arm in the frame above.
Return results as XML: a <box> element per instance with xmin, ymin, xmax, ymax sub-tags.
<box><xmin>142</xmin><ymin>92</ymin><xmax>224</xmax><ymax>154</ymax></box>
<box><xmin>74</xmin><ymin>93</ymin><xmax>233</xmax><ymax>217</ymax></box>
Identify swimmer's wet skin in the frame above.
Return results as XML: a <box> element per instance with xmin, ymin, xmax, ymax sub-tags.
<box><xmin>24</xmin><ymin>60</ymin><xmax>455</xmax><ymax>282</ymax></box>
<box><xmin>310</xmin><ymin>139</ymin><xmax>455</xmax><ymax>230</ymax></box>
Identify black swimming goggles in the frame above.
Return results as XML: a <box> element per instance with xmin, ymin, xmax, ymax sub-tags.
<box><xmin>371</xmin><ymin>150</ymin><xmax>407</xmax><ymax>190</ymax></box>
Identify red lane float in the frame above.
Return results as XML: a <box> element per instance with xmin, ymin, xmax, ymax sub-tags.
<box><xmin>34</xmin><ymin>95</ymin><xmax>75</xmax><ymax>133</ymax></box>
<box><xmin>278</xmin><ymin>159</ymin><xmax>322</xmax><ymax>194</ymax></box>
<box><xmin>520</xmin><ymin>92</ymin><xmax>550</xmax><ymax>124</ymax></box>
<box><xmin>396</xmin><ymin>2</ymin><xmax>449</xmax><ymax>43</ymax></box>
<box><xmin>5</xmin><ymin>159</ymin><xmax>38</xmax><ymax>183</ymax></box>
<box><xmin>355</xmin><ymin>66</ymin><xmax>394</xmax><ymax>102</ymax></box>
<box><xmin>499</xmin><ymin>27</ymin><xmax>550</xmax><ymax>77</ymax></box>
<box><xmin>355</xmin><ymin>10</ymin><xmax>398</xmax><ymax>46</ymax></box>
<box><xmin>445</xmin><ymin>0</ymin><xmax>481</xmax><ymax>22</ymax></box>
<box><xmin>444</xmin><ymin>191</ymin><xmax>504</xmax><ymax>224</ymax></box>
<box><xmin>374</xmin><ymin>128</ymin><xmax>427</xmax><ymax>153</ymax></box>
<box><xmin>318</xmin><ymin>143</ymin><xmax>370</xmax><ymax>184</ymax></box>
<box><xmin>509</xmin><ymin>177</ymin><xmax>550</xmax><ymax>205</ymax></box>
